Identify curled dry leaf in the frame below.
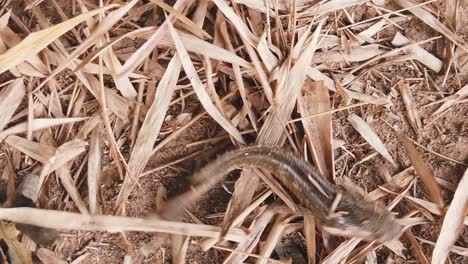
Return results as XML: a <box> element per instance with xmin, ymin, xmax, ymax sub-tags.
<box><xmin>348</xmin><ymin>114</ymin><xmax>396</xmax><ymax>166</ymax></box>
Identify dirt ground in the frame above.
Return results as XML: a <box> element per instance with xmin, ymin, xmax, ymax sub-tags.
<box><xmin>0</xmin><ymin>0</ymin><xmax>467</xmax><ymax>263</ymax></box>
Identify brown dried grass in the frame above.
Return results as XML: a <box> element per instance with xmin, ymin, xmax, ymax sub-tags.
<box><xmin>0</xmin><ymin>0</ymin><xmax>466</xmax><ymax>263</ymax></box>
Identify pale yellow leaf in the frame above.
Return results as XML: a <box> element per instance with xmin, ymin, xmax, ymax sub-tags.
<box><xmin>0</xmin><ymin>78</ymin><xmax>25</xmax><ymax>132</ymax></box>
<box><xmin>0</xmin><ymin>4</ymin><xmax>118</xmax><ymax>74</ymax></box>
<box><xmin>0</xmin><ymin>222</ymin><xmax>32</xmax><ymax>264</ymax></box>
<box><xmin>432</xmin><ymin>168</ymin><xmax>468</xmax><ymax>264</ymax></box>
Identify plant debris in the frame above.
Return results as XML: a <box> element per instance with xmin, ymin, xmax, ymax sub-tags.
<box><xmin>0</xmin><ymin>0</ymin><xmax>466</xmax><ymax>263</ymax></box>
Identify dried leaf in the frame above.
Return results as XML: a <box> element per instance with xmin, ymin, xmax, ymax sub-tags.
<box><xmin>303</xmin><ymin>212</ymin><xmax>317</xmax><ymax>264</ymax></box>
<box><xmin>212</xmin><ymin>0</ymin><xmax>258</xmax><ymax>46</ymax></box>
<box><xmin>37</xmin><ymin>0</ymin><xmax>139</xmax><ymax>92</ymax></box>
<box><xmin>56</xmin><ymin>166</ymin><xmax>89</xmax><ymax>215</ymax></box>
<box><xmin>0</xmin><ymin>222</ymin><xmax>32</xmax><ymax>264</ymax></box>
<box><xmin>167</xmin><ymin>18</ymin><xmax>244</xmax><ymax>143</ymax></box>
<box><xmin>405</xmin><ymin>230</ymin><xmax>429</xmax><ymax>264</ymax></box>
<box><xmin>0</xmin><ymin>207</ymin><xmax>248</xmax><ymax>242</ymax></box>
<box><xmin>36</xmin><ymin>248</ymin><xmax>67</xmax><ymax>264</ymax></box>
<box><xmin>391</xmin><ymin>32</ymin><xmax>442</xmax><ymax>72</ymax></box>
<box><xmin>312</xmin><ymin>45</ymin><xmax>383</xmax><ymax>63</ymax></box>
<box><xmin>399</xmin><ymin>134</ymin><xmax>444</xmax><ymax>207</ymax></box>
<box><xmin>256</xmin><ymin>214</ymin><xmax>292</xmax><ymax>264</ymax></box>
<box><xmin>322</xmin><ymin>238</ymin><xmax>361</xmax><ymax>264</ymax></box>
<box><xmin>224</xmin><ymin>206</ymin><xmax>276</xmax><ymax>263</ymax></box>
<box><xmin>5</xmin><ymin>135</ymin><xmax>55</xmax><ymax>163</ymax></box>
<box><xmin>0</xmin><ymin>78</ymin><xmax>25</xmax><ymax>132</ymax></box>
<box><xmin>172</xmin><ymin>234</ymin><xmax>189</xmax><ymax>264</ymax></box>
<box><xmin>0</xmin><ymin>117</ymin><xmax>88</xmax><ymax>141</ymax></box>
<box><xmin>398</xmin><ymin>81</ymin><xmax>422</xmax><ymax>133</ymax></box>
<box><xmin>432</xmin><ymin>84</ymin><xmax>468</xmax><ymax>116</ymax></box>
<box><xmin>348</xmin><ymin>114</ymin><xmax>396</xmax><ymax>166</ymax></box>
<box><xmin>88</xmin><ymin>128</ymin><xmax>101</xmax><ymax>215</ymax></box>
<box><xmin>149</xmin><ymin>0</ymin><xmax>210</xmax><ymax>39</ymax></box>
<box><xmin>298</xmin><ymin>81</ymin><xmax>334</xmax><ymax>179</ymax></box>
<box><xmin>222</xmin><ymin>19</ymin><xmax>325</xmax><ymax>236</ymax></box>
<box><xmin>119</xmin><ymin>0</ymin><xmax>192</xmax><ymax>76</ymax></box>
<box><xmin>432</xmin><ymin>168</ymin><xmax>468</xmax><ymax>263</ymax></box>
<box><xmin>40</xmin><ymin>139</ymin><xmax>88</xmax><ymax>176</ymax></box>
<box><xmin>0</xmin><ymin>4</ymin><xmax>118</xmax><ymax>74</ymax></box>
<box><xmin>393</xmin><ymin>0</ymin><xmax>468</xmax><ymax>53</ymax></box>
<box><xmin>115</xmin><ymin>55</ymin><xmax>181</xmax><ymax>212</ymax></box>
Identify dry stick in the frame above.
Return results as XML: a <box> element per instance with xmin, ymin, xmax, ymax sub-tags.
<box><xmin>380</xmin><ymin>120</ymin><xmax>467</xmax><ymax>167</ymax></box>
<box><xmin>185</xmin><ymin>129</ymin><xmax>256</xmax><ymax>148</ymax></box>
<box><xmin>338</xmin><ymin>0</ymin><xmax>437</xmax><ymax>30</ymax></box>
<box><xmin>130</xmin><ymin>62</ymin><xmax>147</xmax><ymax>150</ymax></box>
<box><xmin>140</xmin><ymin>149</ymin><xmax>205</xmax><ymax>177</ymax></box>
<box><xmin>198</xmin><ymin>190</ymin><xmax>273</xmax><ymax>252</ymax></box>
<box><xmin>0</xmin><ymin>207</ymin><xmax>248</xmax><ymax>242</ymax></box>
<box><xmin>405</xmin><ymin>137</ymin><xmax>468</xmax><ymax>167</ymax></box>
<box><xmin>288</xmin><ymin>100</ymin><xmax>382</xmax><ymax>123</ymax></box>
<box><xmin>152</xmin><ymin>90</ymin><xmax>238</xmax><ymax>155</ymax></box>
<box><xmin>219</xmin><ymin>21</ymin><xmax>258</xmax><ymax>132</ymax></box>
<box><xmin>97</xmin><ymin>29</ymin><xmax>126</xmax><ymax>182</ymax></box>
